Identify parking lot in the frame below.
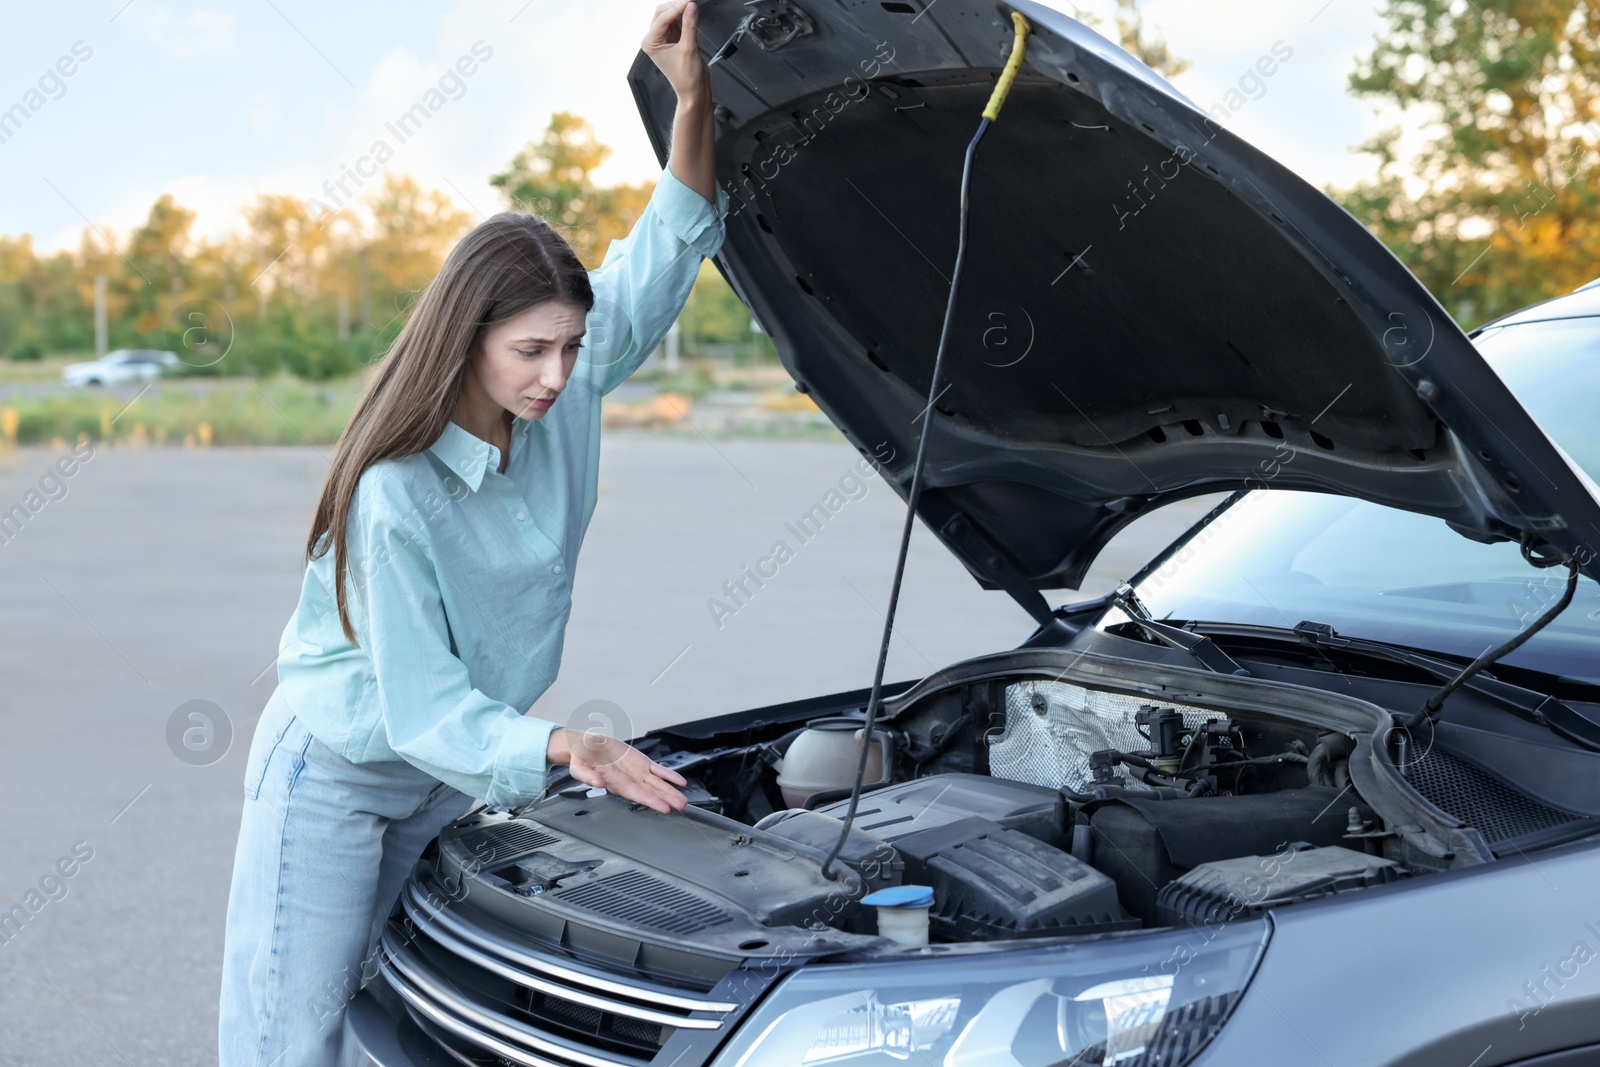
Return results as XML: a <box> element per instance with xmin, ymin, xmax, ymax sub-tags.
<box><xmin>0</xmin><ymin>434</ymin><xmax>1219</xmax><ymax>1065</ymax></box>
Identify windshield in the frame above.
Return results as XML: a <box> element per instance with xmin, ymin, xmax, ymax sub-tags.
<box><xmin>1125</xmin><ymin>315</ymin><xmax>1600</xmax><ymax>684</ymax></box>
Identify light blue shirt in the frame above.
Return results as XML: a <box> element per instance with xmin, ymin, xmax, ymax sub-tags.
<box><xmin>265</xmin><ymin>165</ymin><xmax>729</xmax><ymax>806</ymax></box>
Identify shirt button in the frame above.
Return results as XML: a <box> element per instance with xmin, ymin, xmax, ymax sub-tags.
<box><xmin>551</xmin><ymin>563</ymin><xmax>565</xmax><ymax>575</ymax></box>
<box><xmin>516</xmin><ymin>511</ymin><xmax>527</xmax><ymax>521</ymax></box>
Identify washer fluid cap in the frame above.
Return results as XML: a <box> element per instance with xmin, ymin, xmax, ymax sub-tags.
<box><xmin>862</xmin><ymin>884</ymin><xmax>934</xmax><ymax>909</ymax></box>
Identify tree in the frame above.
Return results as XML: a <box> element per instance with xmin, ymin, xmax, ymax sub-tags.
<box><xmin>678</xmin><ymin>260</ymin><xmax>778</xmax><ymax>364</ymax></box>
<box><xmin>1337</xmin><ymin>1</ymin><xmax>1600</xmax><ymax>325</ymax></box>
<box><xmin>489</xmin><ymin>110</ymin><xmax>781</xmax><ymax>365</ymax></box>
<box><xmin>362</xmin><ymin>174</ymin><xmax>473</xmax><ymax>332</ymax></box>
<box><xmin>1109</xmin><ymin>0</ymin><xmax>1190</xmax><ymax>80</ymax></box>
<box><xmin>1069</xmin><ymin>1</ymin><xmax>1190</xmax><ymax>80</ymax></box>
<box><xmin>0</xmin><ymin>117</ymin><xmax>694</xmax><ymax>370</ymax></box>
<box><xmin>0</xmin><ymin>235</ymin><xmax>37</xmax><ymax>357</ymax></box>
<box><xmin>123</xmin><ymin>194</ymin><xmax>194</xmax><ymax>335</ymax></box>
<box><xmin>0</xmin><ymin>172</ymin><xmax>477</xmax><ymax>372</ymax></box>
<box><xmin>244</xmin><ymin>192</ymin><xmax>329</xmax><ymax>312</ymax></box>
<box><xmin>489</xmin><ymin>111</ymin><xmax>652</xmax><ymax>268</ymax></box>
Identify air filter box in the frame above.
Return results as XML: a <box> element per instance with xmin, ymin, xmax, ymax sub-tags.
<box><xmin>893</xmin><ymin>815</ymin><xmax>1135</xmax><ymax>941</ymax></box>
<box><xmin>1157</xmin><ymin>844</ymin><xmax>1406</xmax><ymax>926</ymax></box>
<box><xmin>1085</xmin><ymin>785</ymin><xmax>1374</xmax><ymax>921</ymax></box>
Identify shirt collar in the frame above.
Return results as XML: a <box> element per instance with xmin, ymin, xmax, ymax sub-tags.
<box><xmin>427</xmin><ymin>417</ymin><xmax>527</xmax><ymax>493</ymax></box>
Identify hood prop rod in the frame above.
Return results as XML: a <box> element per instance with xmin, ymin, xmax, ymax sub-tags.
<box><xmin>1398</xmin><ymin>543</ymin><xmax>1581</xmax><ymax>736</ymax></box>
<box><xmin>820</xmin><ymin>10</ymin><xmax>1033</xmax><ymax>881</ymax></box>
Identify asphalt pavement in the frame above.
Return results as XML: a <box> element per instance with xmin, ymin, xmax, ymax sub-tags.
<box><xmin>0</xmin><ymin>434</ymin><xmax>1221</xmax><ymax>1066</ymax></box>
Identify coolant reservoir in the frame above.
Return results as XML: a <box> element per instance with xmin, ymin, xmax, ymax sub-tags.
<box><xmin>775</xmin><ymin>719</ymin><xmax>884</xmax><ymax>809</ymax></box>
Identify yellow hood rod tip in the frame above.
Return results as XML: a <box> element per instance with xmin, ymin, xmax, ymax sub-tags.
<box><xmin>983</xmin><ymin>10</ymin><xmax>1033</xmax><ymax>123</ymax></box>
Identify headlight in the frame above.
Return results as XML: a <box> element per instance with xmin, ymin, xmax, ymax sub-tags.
<box><xmin>713</xmin><ymin>920</ymin><xmax>1267</xmax><ymax>1067</ymax></box>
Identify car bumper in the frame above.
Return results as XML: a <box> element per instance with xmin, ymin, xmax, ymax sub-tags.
<box><xmin>343</xmin><ymin>986</ymin><xmax>456</xmax><ymax>1067</ymax></box>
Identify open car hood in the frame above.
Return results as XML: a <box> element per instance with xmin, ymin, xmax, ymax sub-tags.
<box><xmin>627</xmin><ymin>0</ymin><xmax>1600</xmax><ymax>623</ymax></box>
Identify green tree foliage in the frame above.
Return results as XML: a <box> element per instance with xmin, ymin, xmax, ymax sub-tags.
<box><xmin>0</xmin><ymin>174</ymin><xmax>472</xmax><ymax>375</ymax></box>
<box><xmin>123</xmin><ymin>194</ymin><xmax>194</xmax><ymax>336</ymax></box>
<box><xmin>1337</xmin><ymin>0</ymin><xmax>1600</xmax><ymax>325</ymax></box>
<box><xmin>0</xmin><ymin>236</ymin><xmax>40</xmax><ymax>359</ymax></box>
<box><xmin>489</xmin><ymin>111</ymin><xmax>652</xmax><ymax>269</ymax></box>
<box><xmin>679</xmin><ymin>261</ymin><xmax>778</xmax><ymax>364</ymax></box>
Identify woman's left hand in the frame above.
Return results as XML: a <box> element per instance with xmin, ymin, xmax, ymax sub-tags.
<box><xmin>642</xmin><ymin>0</ymin><xmax>709</xmax><ymax>103</ymax></box>
<box><xmin>549</xmin><ymin>726</ymin><xmax>691</xmax><ymax>814</ymax></box>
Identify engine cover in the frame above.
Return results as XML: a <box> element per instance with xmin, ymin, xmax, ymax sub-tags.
<box><xmin>812</xmin><ymin>772</ymin><xmax>1069</xmax><ymax>848</ymax></box>
<box><xmin>892</xmin><ymin>815</ymin><xmax>1135</xmax><ymax>940</ymax></box>
<box><xmin>767</xmin><ymin>774</ymin><xmax>1131</xmax><ymax>940</ymax></box>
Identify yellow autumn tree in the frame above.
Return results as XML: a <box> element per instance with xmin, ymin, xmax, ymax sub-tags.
<box><xmin>1336</xmin><ymin>0</ymin><xmax>1600</xmax><ymax>325</ymax></box>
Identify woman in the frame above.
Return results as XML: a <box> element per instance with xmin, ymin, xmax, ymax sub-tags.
<box><xmin>217</xmin><ymin>4</ymin><xmax>719</xmax><ymax>1063</ymax></box>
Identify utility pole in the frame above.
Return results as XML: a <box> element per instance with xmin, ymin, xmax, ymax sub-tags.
<box><xmin>665</xmin><ymin>318</ymin><xmax>680</xmax><ymax>373</ymax></box>
<box><xmin>94</xmin><ymin>275</ymin><xmax>107</xmax><ymax>357</ymax></box>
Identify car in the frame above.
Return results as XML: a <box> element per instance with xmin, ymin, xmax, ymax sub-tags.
<box><xmin>343</xmin><ymin>3</ymin><xmax>1600</xmax><ymax>1065</ymax></box>
<box><xmin>61</xmin><ymin>348</ymin><xmax>179</xmax><ymax>386</ymax></box>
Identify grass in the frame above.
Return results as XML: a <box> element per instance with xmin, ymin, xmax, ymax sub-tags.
<box><xmin>0</xmin><ymin>372</ymin><xmax>370</xmax><ymax>447</ymax></box>
<box><xmin>643</xmin><ymin>420</ymin><xmax>845</xmax><ymax>442</ymax></box>
<box><xmin>0</xmin><ymin>354</ymin><xmax>816</xmax><ymax>449</ymax></box>
<box><xmin>632</xmin><ymin>356</ymin><xmax>795</xmax><ymax>397</ymax></box>
<box><xmin>0</xmin><ymin>353</ymin><xmax>90</xmax><ymax>384</ymax></box>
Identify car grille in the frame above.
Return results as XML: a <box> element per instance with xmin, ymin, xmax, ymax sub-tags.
<box><xmin>379</xmin><ymin>881</ymin><xmax>741</xmax><ymax>1067</ymax></box>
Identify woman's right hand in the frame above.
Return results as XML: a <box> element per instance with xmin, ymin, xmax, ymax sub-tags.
<box><xmin>641</xmin><ymin>1</ymin><xmax>709</xmax><ymax>104</ymax></box>
<box><xmin>546</xmin><ymin>726</ymin><xmax>690</xmax><ymax>814</ymax></box>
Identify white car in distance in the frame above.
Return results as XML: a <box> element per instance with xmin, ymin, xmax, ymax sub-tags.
<box><xmin>61</xmin><ymin>349</ymin><xmax>180</xmax><ymax>387</ymax></box>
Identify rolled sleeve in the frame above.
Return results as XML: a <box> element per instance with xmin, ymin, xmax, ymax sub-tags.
<box><xmin>654</xmin><ymin>163</ymin><xmax>730</xmax><ymax>259</ymax></box>
<box><xmin>346</xmin><ymin>471</ymin><xmax>560</xmax><ymax>807</ymax></box>
<box><xmin>576</xmin><ymin>166</ymin><xmax>730</xmax><ymax>397</ymax></box>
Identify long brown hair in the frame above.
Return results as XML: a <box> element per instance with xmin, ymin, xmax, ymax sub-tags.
<box><xmin>307</xmin><ymin>211</ymin><xmax>595</xmax><ymax>645</ymax></box>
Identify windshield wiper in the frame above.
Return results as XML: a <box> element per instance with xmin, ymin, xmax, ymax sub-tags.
<box><xmin>1177</xmin><ymin>602</ymin><xmax>1600</xmax><ymax>752</ymax></box>
<box><xmin>1108</xmin><ymin>583</ymin><xmax>1250</xmax><ymax>677</ymax></box>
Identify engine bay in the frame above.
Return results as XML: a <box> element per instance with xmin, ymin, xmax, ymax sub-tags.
<box><xmin>426</xmin><ymin>649</ymin><xmax>1503</xmax><ymax>961</ymax></box>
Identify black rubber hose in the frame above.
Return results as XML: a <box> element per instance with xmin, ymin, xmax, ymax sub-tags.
<box><xmin>1307</xmin><ymin>733</ymin><xmax>1353</xmax><ymax>787</ymax></box>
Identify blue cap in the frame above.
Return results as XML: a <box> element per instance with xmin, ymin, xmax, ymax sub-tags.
<box><xmin>862</xmin><ymin>884</ymin><xmax>934</xmax><ymax>908</ymax></box>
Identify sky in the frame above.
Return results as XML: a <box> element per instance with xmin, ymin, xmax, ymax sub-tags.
<box><xmin>0</xmin><ymin>0</ymin><xmax>1392</xmax><ymax>254</ymax></box>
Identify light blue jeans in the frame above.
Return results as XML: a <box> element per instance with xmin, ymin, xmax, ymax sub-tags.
<box><xmin>218</xmin><ymin>687</ymin><xmax>472</xmax><ymax>1067</ymax></box>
